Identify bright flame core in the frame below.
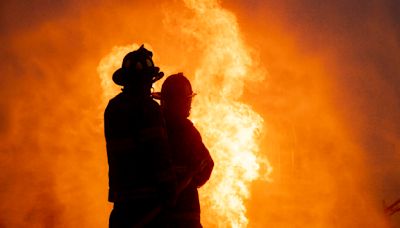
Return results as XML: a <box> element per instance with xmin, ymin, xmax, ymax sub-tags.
<box><xmin>97</xmin><ymin>0</ymin><xmax>272</xmax><ymax>227</ymax></box>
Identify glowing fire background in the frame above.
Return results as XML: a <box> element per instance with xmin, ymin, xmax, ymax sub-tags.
<box><xmin>1</xmin><ymin>0</ymin><xmax>399</xmax><ymax>227</ymax></box>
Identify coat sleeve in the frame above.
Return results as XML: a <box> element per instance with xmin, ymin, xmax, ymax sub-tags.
<box><xmin>190</xmin><ymin>126</ymin><xmax>214</xmax><ymax>188</ymax></box>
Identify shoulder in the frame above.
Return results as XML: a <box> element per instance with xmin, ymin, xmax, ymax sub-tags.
<box><xmin>109</xmin><ymin>92</ymin><xmax>125</xmax><ymax>103</ymax></box>
<box><xmin>141</xmin><ymin>98</ymin><xmax>161</xmax><ymax>115</ymax></box>
<box><xmin>106</xmin><ymin>93</ymin><xmax>128</xmax><ymax>108</ymax></box>
<box><xmin>146</xmin><ymin>98</ymin><xmax>161</xmax><ymax>110</ymax></box>
<box><xmin>181</xmin><ymin>118</ymin><xmax>195</xmax><ymax>130</ymax></box>
<box><xmin>105</xmin><ymin>93</ymin><xmax>123</xmax><ymax>113</ymax></box>
<box><xmin>183</xmin><ymin>119</ymin><xmax>202</xmax><ymax>140</ymax></box>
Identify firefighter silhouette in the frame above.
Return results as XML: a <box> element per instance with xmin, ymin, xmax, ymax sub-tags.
<box><xmin>104</xmin><ymin>45</ymin><xmax>176</xmax><ymax>228</ymax></box>
<box><xmin>160</xmin><ymin>73</ymin><xmax>214</xmax><ymax>228</ymax></box>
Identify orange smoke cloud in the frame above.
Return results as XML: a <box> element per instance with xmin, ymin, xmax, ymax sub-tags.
<box><xmin>1</xmin><ymin>0</ymin><xmax>399</xmax><ymax>227</ymax></box>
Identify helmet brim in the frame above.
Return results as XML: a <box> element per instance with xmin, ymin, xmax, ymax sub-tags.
<box><xmin>112</xmin><ymin>68</ymin><xmax>127</xmax><ymax>86</ymax></box>
<box><xmin>112</xmin><ymin>67</ymin><xmax>164</xmax><ymax>86</ymax></box>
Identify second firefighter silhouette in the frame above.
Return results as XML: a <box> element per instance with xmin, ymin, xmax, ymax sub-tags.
<box><xmin>160</xmin><ymin>73</ymin><xmax>214</xmax><ymax>228</ymax></box>
<box><xmin>104</xmin><ymin>45</ymin><xmax>176</xmax><ymax>227</ymax></box>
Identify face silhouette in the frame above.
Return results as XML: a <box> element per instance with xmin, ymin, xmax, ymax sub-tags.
<box><xmin>161</xmin><ymin>95</ymin><xmax>192</xmax><ymax>119</ymax></box>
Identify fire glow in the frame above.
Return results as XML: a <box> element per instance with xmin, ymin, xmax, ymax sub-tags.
<box><xmin>2</xmin><ymin>0</ymin><xmax>400</xmax><ymax>227</ymax></box>
<box><xmin>97</xmin><ymin>0</ymin><xmax>272</xmax><ymax>227</ymax></box>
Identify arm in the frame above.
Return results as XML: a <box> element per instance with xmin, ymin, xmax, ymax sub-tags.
<box><xmin>189</xmin><ymin>125</ymin><xmax>214</xmax><ymax>187</ymax></box>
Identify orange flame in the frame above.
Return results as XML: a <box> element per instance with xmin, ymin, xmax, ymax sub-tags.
<box><xmin>182</xmin><ymin>0</ymin><xmax>272</xmax><ymax>227</ymax></box>
<box><xmin>97</xmin><ymin>1</ymin><xmax>272</xmax><ymax>227</ymax></box>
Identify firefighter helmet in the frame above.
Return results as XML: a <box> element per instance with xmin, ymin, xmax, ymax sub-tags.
<box><xmin>112</xmin><ymin>45</ymin><xmax>164</xmax><ymax>86</ymax></box>
<box><xmin>161</xmin><ymin>73</ymin><xmax>196</xmax><ymax>100</ymax></box>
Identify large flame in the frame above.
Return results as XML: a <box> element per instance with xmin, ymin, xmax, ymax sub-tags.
<box><xmin>183</xmin><ymin>0</ymin><xmax>272</xmax><ymax>227</ymax></box>
<box><xmin>97</xmin><ymin>0</ymin><xmax>271</xmax><ymax>227</ymax></box>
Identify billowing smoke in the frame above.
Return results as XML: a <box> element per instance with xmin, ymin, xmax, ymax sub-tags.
<box><xmin>1</xmin><ymin>0</ymin><xmax>399</xmax><ymax>227</ymax></box>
